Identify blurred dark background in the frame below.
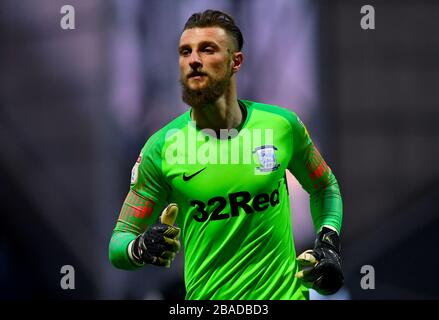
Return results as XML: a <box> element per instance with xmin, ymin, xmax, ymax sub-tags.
<box><xmin>0</xmin><ymin>0</ymin><xmax>437</xmax><ymax>299</ymax></box>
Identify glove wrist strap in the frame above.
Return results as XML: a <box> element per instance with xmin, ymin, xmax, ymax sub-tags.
<box><xmin>316</xmin><ymin>226</ymin><xmax>341</xmax><ymax>254</ymax></box>
<box><xmin>128</xmin><ymin>236</ymin><xmax>145</xmax><ymax>266</ymax></box>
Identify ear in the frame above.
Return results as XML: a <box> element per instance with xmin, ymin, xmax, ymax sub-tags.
<box><xmin>231</xmin><ymin>51</ymin><xmax>244</xmax><ymax>74</ymax></box>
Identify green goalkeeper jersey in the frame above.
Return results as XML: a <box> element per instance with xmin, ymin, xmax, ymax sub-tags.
<box><xmin>109</xmin><ymin>99</ymin><xmax>343</xmax><ymax>300</ymax></box>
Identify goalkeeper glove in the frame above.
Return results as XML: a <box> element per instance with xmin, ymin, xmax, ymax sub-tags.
<box><xmin>129</xmin><ymin>203</ymin><xmax>181</xmax><ymax>268</ymax></box>
<box><xmin>296</xmin><ymin>226</ymin><xmax>344</xmax><ymax>295</ymax></box>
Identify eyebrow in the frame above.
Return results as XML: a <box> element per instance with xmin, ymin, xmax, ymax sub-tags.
<box><xmin>178</xmin><ymin>40</ymin><xmax>220</xmax><ymax>52</ymax></box>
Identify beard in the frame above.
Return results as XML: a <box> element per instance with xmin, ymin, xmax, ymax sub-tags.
<box><xmin>180</xmin><ymin>70</ymin><xmax>231</xmax><ymax>109</ymax></box>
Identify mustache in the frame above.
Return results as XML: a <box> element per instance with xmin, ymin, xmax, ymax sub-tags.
<box><xmin>187</xmin><ymin>71</ymin><xmax>208</xmax><ymax>79</ymax></box>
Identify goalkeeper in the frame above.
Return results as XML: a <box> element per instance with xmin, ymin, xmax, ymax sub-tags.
<box><xmin>109</xmin><ymin>9</ymin><xmax>343</xmax><ymax>300</ymax></box>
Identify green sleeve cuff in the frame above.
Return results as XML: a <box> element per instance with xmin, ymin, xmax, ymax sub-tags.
<box><xmin>108</xmin><ymin>231</ymin><xmax>143</xmax><ymax>270</ymax></box>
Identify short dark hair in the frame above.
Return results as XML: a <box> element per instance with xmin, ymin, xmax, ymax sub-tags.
<box><xmin>183</xmin><ymin>9</ymin><xmax>244</xmax><ymax>51</ymax></box>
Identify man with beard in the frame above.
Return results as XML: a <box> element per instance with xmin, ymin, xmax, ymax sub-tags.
<box><xmin>109</xmin><ymin>9</ymin><xmax>344</xmax><ymax>300</ymax></box>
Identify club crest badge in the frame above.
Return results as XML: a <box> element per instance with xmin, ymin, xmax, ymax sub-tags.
<box><xmin>253</xmin><ymin>145</ymin><xmax>280</xmax><ymax>174</ymax></box>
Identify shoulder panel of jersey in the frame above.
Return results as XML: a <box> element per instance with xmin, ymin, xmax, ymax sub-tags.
<box><xmin>130</xmin><ymin>109</ymin><xmax>191</xmax><ymax>206</ymax></box>
<box><xmin>240</xmin><ymin>99</ymin><xmax>311</xmax><ymax>158</ymax></box>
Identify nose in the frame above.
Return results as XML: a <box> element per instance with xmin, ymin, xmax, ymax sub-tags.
<box><xmin>189</xmin><ymin>51</ymin><xmax>202</xmax><ymax>70</ymax></box>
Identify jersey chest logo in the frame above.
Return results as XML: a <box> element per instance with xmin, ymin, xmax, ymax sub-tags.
<box><xmin>253</xmin><ymin>145</ymin><xmax>280</xmax><ymax>174</ymax></box>
<box><xmin>183</xmin><ymin>167</ymin><xmax>206</xmax><ymax>181</ymax></box>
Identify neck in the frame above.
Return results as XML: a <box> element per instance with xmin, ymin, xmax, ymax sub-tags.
<box><xmin>191</xmin><ymin>80</ymin><xmax>242</xmax><ymax>135</ymax></box>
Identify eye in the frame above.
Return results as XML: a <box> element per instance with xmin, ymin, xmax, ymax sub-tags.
<box><xmin>179</xmin><ymin>48</ymin><xmax>191</xmax><ymax>56</ymax></box>
<box><xmin>202</xmin><ymin>46</ymin><xmax>215</xmax><ymax>54</ymax></box>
